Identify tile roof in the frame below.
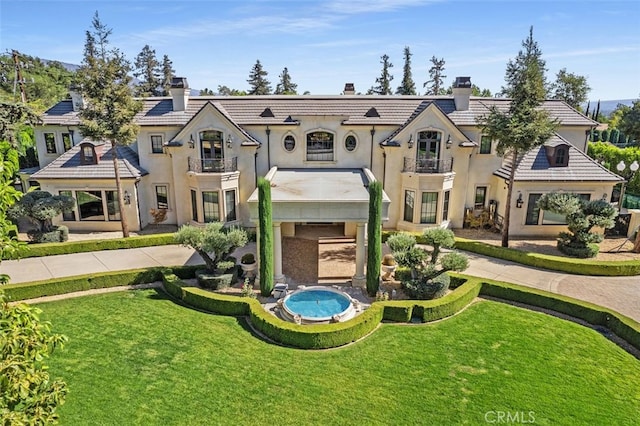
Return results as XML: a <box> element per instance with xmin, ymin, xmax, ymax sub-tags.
<box><xmin>41</xmin><ymin>96</ymin><xmax>597</xmax><ymax>128</ymax></box>
<box><xmin>494</xmin><ymin>134</ymin><xmax>623</xmax><ymax>182</ymax></box>
<box><xmin>31</xmin><ymin>142</ymin><xmax>148</xmax><ymax>180</ymax></box>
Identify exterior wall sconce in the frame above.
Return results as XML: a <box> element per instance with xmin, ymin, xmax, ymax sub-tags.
<box><xmin>407</xmin><ymin>134</ymin><xmax>414</xmax><ymax>148</ymax></box>
<box><xmin>445</xmin><ymin>135</ymin><xmax>453</xmax><ymax>149</ymax></box>
<box><xmin>188</xmin><ymin>135</ymin><xmax>195</xmax><ymax>149</ymax></box>
<box><xmin>227</xmin><ymin>134</ymin><xmax>233</xmax><ymax>149</ymax></box>
<box><xmin>123</xmin><ymin>190</ymin><xmax>131</xmax><ymax>205</ymax></box>
<box><xmin>602</xmin><ymin>193</ymin><xmax>608</xmax><ymax>201</ymax></box>
<box><xmin>516</xmin><ymin>192</ymin><xmax>524</xmax><ymax>208</ymax></box>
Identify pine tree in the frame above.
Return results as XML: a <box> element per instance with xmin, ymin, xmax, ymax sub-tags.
<box><xmin>247</xmin><ymin>60</ymin><xmax>272</xmax><ymax>95</ymax></box>
<box><xmin>424</xmin><ymin>56</ymin><xmax>446</xmax><ymax>95</ymax></box>
<box><xmin>133</xmin><ymin>44</ymin><xmax>161</xmax><ymax>97</ymax></box>
<box><xmin>369</xmin><ymin>54</ymin><xmax>394</xmax><ymax>95</ymax></box>
<box><xmin>160</xmin><ymin>55</ymin><xmax>175</xmax><ymax>96</ymax></box>
<box><xmin>274</xmin><ymin>67</ymin><xmax>298</xmax><ymax>95</ymax></box>
<box><xmin>396</xmin><ymin>46</ymin><xmax>416</xmax><ymax>95</ymax></box>
<box><xmin>477</xmin><ymin>27</ymin><xmax>558</xmax><ymax>247</ymax></box>
<box><xmin>76</xmin><ymin>12</ymin><xmax>143</xmax><ymax>238</ymax></box>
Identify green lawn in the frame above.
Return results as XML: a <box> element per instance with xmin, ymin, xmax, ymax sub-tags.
<box><xmin>38</xmin><ymin>290</ymin><xmax>640</xmax><ymax>425</ymax></box>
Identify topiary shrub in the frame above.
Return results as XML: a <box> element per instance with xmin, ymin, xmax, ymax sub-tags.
<box><xmin>7</xmin><ymin>190</ymin><xmax>75</xmax><ymax>243</ymax></box>
<box><xmin>174</xmin><ymin>222</ymin><xmax>247</xmax><ymax>272</ymax></box>
<box><xmin>403</xmin><ymin>272</ymin><xmax>450</xmax><ymax>300</ymax></box>
<box><xmin>391</xmin><ymin>228</ymin><xmax>469</xmax><ymax>300</ymax></box>
<box><xmin>26</xmin><ymin>226</ymin><xmax>68</xmax><ymax>243</ymax></box>
<box><xmin>537</xmin><ymin>193</ymin><xmax>616</xmax><ymax>258</ymax></box>
<box><xmin>386</xmin><ymin>232</ymin><xmax>416</xmax><ymax>253</ymax></box>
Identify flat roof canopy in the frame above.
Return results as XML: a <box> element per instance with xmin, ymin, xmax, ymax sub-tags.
<box><xmin>248</xmin><ymin>168</ymin><xmax>390</xmax><ymax>223</ymax></box>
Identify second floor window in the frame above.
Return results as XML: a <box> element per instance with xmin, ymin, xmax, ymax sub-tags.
<box><xmin>417</xmin><ymin>131</ymin><xmax>441</xmax><ymax>160</ymax></box>
<box><xmin>151</xmin><ymin>135</ymin><xmax>163</xmax><ymax>154</ymax></box>
<box><xmin>307</xmin><ymin>131</ymin><xmax>334</xmax><ymax>161</ymax></box>
<box><xmin>62</xmin><ymin>133</ymin><xmax>73</xmax><ymax>151</ymax></box>
<box><xmin>44</xmin><ymin>133</ymin><xmax>56</xmax><ymax>154</ymax></box>
<box><xmin>479</xmin><ymin>135</ymin><xmax>492</xmax><ymax>154</ymax></box>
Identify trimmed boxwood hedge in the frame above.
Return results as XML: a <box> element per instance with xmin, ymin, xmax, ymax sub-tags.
<box><xmin>479</xmin><ymin>278</ymin><xmax>640</xmax><ymax>351</ymax></box>
<box><xmin>1</xmin><ymin>264</ymin><xmax>200</xmax><ymax>302</ymax></box>
<box><xmin>382</xmin><ymin>231</ymin><xmax>640</xmax><ymax>276</ymax></box>
<box><xmin>3</xmin><ymin>233</ymin><xmax>176</xmax><ymax>260</ymax></box>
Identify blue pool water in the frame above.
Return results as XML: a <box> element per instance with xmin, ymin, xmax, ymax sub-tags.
<box><xmin>284</xmin><ymin>289</ymin><xmax>351</xmax><ymax>319</ymax></box>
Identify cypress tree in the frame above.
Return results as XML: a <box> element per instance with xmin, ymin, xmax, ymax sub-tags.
<box><xmin>257</xmin><ymin>177</ymin><xmax>274</xmax><ymax>296</ymax></box>
<box><xmin>366</xmin><ymin>180</ymin><xmax>382</xmax><ymax>296</ymax></box>
<box><xmin>601</xmin><ymin>129</ymin><xmax>609</xmax><ymax>142</ymax></box>
<box><xmin>396</xmin><ymin>46</ymin><xmax>417</xmax><ymax>95</ymax></box>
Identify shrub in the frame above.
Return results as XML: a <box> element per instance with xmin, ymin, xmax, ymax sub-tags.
<box><xmin>421</xmin><ymin>227</ymin><xmax>456</xmax><ymax>263</ymax></box>
<box><xmin>386</xmin><ymin>232</ymin><xmax>416</xmax><ymax>253</ymax></box>
<box><xmin>7</xmin><ymin>190</ymin><xmax>75</xmax><ymax>241</ymax></box>
<box><xmin>241</xmin><ymin>279</ymin><xmax>256</xmax><ymax>298</ymax></box>
<box><xmin>27</xmin><ymin>227</ymin><xmax>68</xmax><ymax>243</ymax></box>
<box><xmin>174</xmin><ymin>222</ymin><xmax>247</xmax><ymax>272</ymax></box>
<box><xmin>241</xmin><ymin>253</ymin><xmax>255</xmax><ymax>264</ymax></box>
<box><xmin>537</xmin><ymin>193</ymin><xmax>616</xmax><ymax>258</ymax></box>
<box><xmin>382</xmin><ymin>302</ymin><xmax>413</xmax><ymax>322</ymax></box>
<box><xmin>403</xmin><ymin>272</ymin><xmax>450</xmax><ymax>300</ymax></box>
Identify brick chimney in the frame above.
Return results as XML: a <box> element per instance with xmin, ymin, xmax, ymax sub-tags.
<box><xmin>169</xmin><ymin>77</ymin><xmax>190</xmax><ymax>112</ymax></box>
<box><xmin>452</xmin><ymin>77</ymin><xmax>472</xmax><ymax>111</ymax></box>
<box><xmin>343</xmin><ymin>83</ymin><xmax>355</xmax><ymax>95</ymax></box>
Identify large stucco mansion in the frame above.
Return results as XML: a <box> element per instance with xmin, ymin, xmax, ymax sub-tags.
<box><xmin>26</xmin><ymin>77</ymin><xmax>623</xmax><ymax>277</ymax></box>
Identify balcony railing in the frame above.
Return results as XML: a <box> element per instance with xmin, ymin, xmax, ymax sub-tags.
<box><xmin>403</xmin><ymin>157</ymin><xmax>453</xmax><ymax>174</ymax></box>
<box><xmin>188</xmin><ymin>157</ymin><xmax>238</xmax><ymax>173</ymax></box>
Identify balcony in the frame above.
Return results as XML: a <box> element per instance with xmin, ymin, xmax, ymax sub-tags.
<box><xmin>188</xmin><ymin>157</ymin><xmax>237</xmax><ymax>173</ymax></box>
<box><xmin>403</xmin><ymin>157</ymin><xmax>453</xmax><ymax>174</ymax></box>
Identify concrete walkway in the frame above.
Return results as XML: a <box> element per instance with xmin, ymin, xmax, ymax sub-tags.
<box><xmin>1</xmin><ymin>244</ymin><xmax>638</xmax><ymax>322</ymax></box>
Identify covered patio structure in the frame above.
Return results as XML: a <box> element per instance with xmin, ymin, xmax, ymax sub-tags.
<box><xmin>248</xmin><ymin>167</ymin><xmax>390</xmax><ymax>287</ymax></box>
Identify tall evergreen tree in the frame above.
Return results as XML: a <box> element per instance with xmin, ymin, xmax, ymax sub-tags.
<box><xmin>366</xmin><ymin>180</ymin><xmax>382</xmax><ymax>296</ymax></box>
<box><xmin>369</xmin><ymin>54</ymin><xmax>394</xmax><ymax>95</ymax></box>
<box><xmin>551</xmin><ymin>68</ymin><xmax>590</xmax><ymax>111</ymax></box>
<box><xmin>76</xmin><ymin>12</ymin><xmax>143</xmax><ymax>238</ymax></box>
<box><xmin>396</xmin><ymin>46</ymin><xmax>416</xmax><ymax>95</ymax></box>
<box><xmin>247</xmin><ymin>60</ymin><xmax>272</xmax><ymax>95</ymax></box>
<box><xmin>133</xmin><ymin>44</ymin><xmax>161</xmax><ymax>97</ymax></box>
<box><xmin>160</xmin><ymin>54</ymin><xmax>175</xmax><ymax>96</ymax></box>
<box><xmin>274</xmin><ymin>67</ymin><xmax>298</xmax><ymax>95</ymax></box>
<box><xmin>619</xmin><ymin>99</ymin><xmax>640</xmax><ymax>144</ymax></box>
<box><xmin>477</xmin><ymin>27</ymin><xmax>558</xmax><ymax>247</ymax></box>
<box><xmin>424</xmin><ymin>56</ymin><xmax>446</xmax><ymax>95</ymax></box>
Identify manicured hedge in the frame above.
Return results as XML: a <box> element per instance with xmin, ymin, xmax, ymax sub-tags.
<box><xmin>382</xmin><ymin>231</ymin><xmax>640</xmax><ymax>276</ymax></box>
<box><xmin>250</xmin><ymin>304</ymin><xmax>384</xmax><ymax>349</ymax></box>
<box><xmin>414</xmin><ymin>278</ymin><xmax>482</xmax><ymax>322</ymax></box>
<box><xmin>480</xmin><ymin>278</ymin><xmax>640</xmax><ymax>351</ymax></box>
<box><xmin>4</xmin><ymin>233</ymin><xmax>177</xmax><ymax>259</ymax></box>
<box><xmin>455</xmin><ymin>238</ymin><xmax>640</xmax><ymax>276</ymax></box>
<box><xmin>182</xmin><ymin>287</ymin><xmax>255</xmax><ymax>317</ymax></box>
<box><xmin>1</xmin><ymin>268</ymin><xmax>162</xmax><ymax>301</ymax></box>
<box><xmin>2</xmin><ymin>264</ymin><xmax>200</xmax><ymax>302</ymax></box>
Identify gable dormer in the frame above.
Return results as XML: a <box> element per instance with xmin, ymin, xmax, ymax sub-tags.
<box><xmin>80</xmin><ymin>141</ymin><xmax>103</xmax><ymax>165</ymax></box>
<box><xmin>544</xmin><ymin>142</ymin><xmax>570</xmax><ymax>167</ymax></box>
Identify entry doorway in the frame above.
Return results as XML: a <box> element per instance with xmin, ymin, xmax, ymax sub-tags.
<box><xmin>282</xmin><ymin>223</ymin><xmax>356</xmax><ymax>284</ymax></box>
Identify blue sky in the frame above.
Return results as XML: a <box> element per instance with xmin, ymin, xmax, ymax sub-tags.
<box><xmin>1</xmin><ymin>0</ymin><xmax>639</xmax><ymax>100</ymax></box>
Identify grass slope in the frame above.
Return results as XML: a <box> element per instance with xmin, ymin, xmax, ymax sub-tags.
<box><xmin>39</xmin><ymin>290</ymin><xmax>640</xmax><ymax>425</ymax></box>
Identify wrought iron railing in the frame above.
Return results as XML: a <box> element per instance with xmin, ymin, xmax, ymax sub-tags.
<box><xmin>306</xmin><ymin>150</ymin><xmax>334</xmax><ymax>162</ymax></box>
<box><xmin>188</xmin><ymin>157</ymin><xmax>237</xmax><ymax>173</ymax></box>
<box><xmin>403</xmin><ymin>157</ymin><xmax>453</xmax><ymax>173</ymax></box>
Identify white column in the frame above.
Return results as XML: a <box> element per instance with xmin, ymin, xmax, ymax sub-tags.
<box><xmin>352</xmin><ymin>222</ymin><xmax>366</xmax><ymax>287</ymax></box>
<box><xmin>273</xmin><ymin>222</ymin><xmax>285</xmax><ymax>282</ymax></box>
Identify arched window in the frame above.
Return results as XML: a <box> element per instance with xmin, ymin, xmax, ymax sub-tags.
<box><xmin>284</xmin><ymin>135</ymin><xmax>296</xmax><ymax>152</ymax></box>
<box><xmin>345</xmin><ymin>135</ymin><xmax>357</xmax><ymax>152</ymax></box>
<box><xmin>306</xmin><ymin>131</ymin><xmax>334</xmax><ymax>161</ymax></box>
<box><xmin>417</xmin><ymin>130</ymin><xmax>442</xmax><ymax>160</ymax></box>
